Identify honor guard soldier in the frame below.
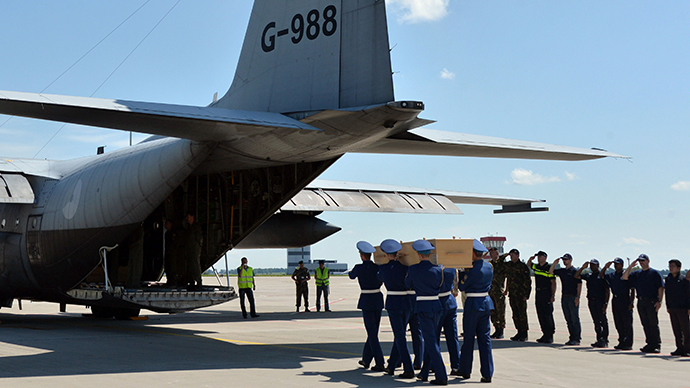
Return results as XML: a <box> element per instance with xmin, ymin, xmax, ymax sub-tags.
<box><xmin>488</xmin><ymin>247</ymin><xmax>508</xmax><ymax>339</ymax></box>
<box><xmin>237</xmin><ymin>257</ymin><xmax>259</xmax><ymax>319</ymax></box>
<box><xmin>601</xmin><ymin>257</ymin><xmax>635</xmax><ymax>350</ymax></box>
<box><xmin>550</xmin><ymin>253</ymin><xmax>582</xmax><ymax>345</ymax></box>
<box><xmin>349</xmin><ymin>241</ymin><xmax>386</xmax><ymax>371</ymax></box>
<box><xmin>622</xmin><ymin>254</ymin><xmax>665</xmax><ymax>353</ymax></box>
<box><xmin>457</xmin><ymin>239</ymin><xmax>494</xmax><ymax>383</ymax></box>
<box><xmin>404</xmin><ymin>239</ymin><xmax>447</xmax><ymax>385</ymax></box>
<box><xmin>377</xmin><ymin>239</ymin><xmax>415</xmax><ymax>379</ymax></box>
<box><xmin>437</xmin><ymin>266</ymin><xmax>461</xmax><ymax>376</ymax></box>
<box><xmin>527</xmin><ymin>251</ymin><xmax>556</xmax><ymax>344</ymax></box>
<box><xmin>505</xmin><ymin>249</ymin><xmax>531</xmax><ymax>341</ymax></box>
<box><xmin>576</xmin><ymin>259</ymin><xmax>610</xmax><ymax>348</ymax></box>
<box><xmin>315</xmin><ymin>260</ymin><xmax>331</xmax><ymax>312</ymax></box>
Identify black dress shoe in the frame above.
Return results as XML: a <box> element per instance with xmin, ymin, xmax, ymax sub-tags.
<box><xmin>537</xmin><ymin>337</ymin><xmax>553</xmax><ymax>344</ymax></box>
<box><xmin>358</xmin><ymin>360</ymin><xmax>370</xmax><ymax>369</ymax></box>
<box><xmin>397</xmin><ymin>371</ymin><xmax>416</xmax><ymax>379</ymax></box>
<box><xmin>459</xmin><ymin>374</ymin><xmax>471</xmax><ymax>379</ymax></box>
<box><xmin>416</xmin><ymin>374</ymin><xmax>428</xmax><ymax>382</ymax></box>
<box><xmin>384</xmin><ymin>367</ymin><xmax>394</xmax><ymax>375</ymax></box>
<box><xmin>414</xmin><ymin>364</ymin><xmax>422</xmax><ymax>371</ymax></box>
<box><xmin>670</xmin><ymin>349</ymin><xmax>683</xmax><ymax>356</ymax></box>
<box><xmin>430</xmin><ymin>380</ymin><xmax>448</xmax><ymax>385</ymax></box>
<box><xmin>370</xmin><ymin>365</ymin><xmax>386</xmax><ymax>372</ymax></box>
<box><xmin>250</xmin><ymin>314</ymin><xmax>260</xmax><ymax>318</ymax></box>
<box><xmin>481</xmin><ymin>376</ymin><xmax>492</xmax><ymax>383</ymax></box>
<box><xmin>450</xmin><ymin>369</ymin><xmax>462</xmax><ymax>376</ymax></box>
<box><xmin>640</xmin><ymin>347</ymin><xmax>660</xmax><ymax>354</ymax></box>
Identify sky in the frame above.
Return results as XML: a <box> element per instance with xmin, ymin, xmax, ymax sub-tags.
<box><xmin>1</xmin><ymin>1</ymin><xmax>689</xmax><ymax>271</ymax></box>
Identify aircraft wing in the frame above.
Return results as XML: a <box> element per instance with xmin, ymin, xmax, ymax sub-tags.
<box><xmin>0</xmin><ymin>90</ymin><xmax>320</xmax><ymax>141</ymax></box>
<box><xmin>354</xmin><ymin>127</ymin><xmax>625</xmax><ymax>161</ymax></box>
<box><xmin>281</xmin><ymin>179</ymin><xmax>547</xmax><ymax>214</ymax></box>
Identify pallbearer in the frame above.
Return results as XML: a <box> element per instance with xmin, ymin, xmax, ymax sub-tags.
<box><xmin>457</xmin><ymin>239</ymin><xmax>494</xmax><ymax>383</ymax></box>
<box><xmin>404</xmin><ymin>239</ymin><xmax>447</xmax><ymax>385</ymax></box>
<box><xmin>377</xmin><ymin>239</ymin><xmax>415</xmax><ymax>379</ymax></box>
<box><xmin>349</xmin><ymin>241</ymin><xmax>386</xmax><ymax>371</ymax></box>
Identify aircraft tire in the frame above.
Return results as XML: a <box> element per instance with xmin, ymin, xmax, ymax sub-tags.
<box><xmin>113</xmin><ymin>308</ymin><xmax>140</xmax><ymax>320</ymax></box>
<box><xmin>91</xmin><ymin>306</ymin><xmax>114</xmax><ymax>319</ymax></box>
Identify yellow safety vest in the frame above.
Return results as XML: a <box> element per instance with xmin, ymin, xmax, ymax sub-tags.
<box><xmin>238</xmin><ymin>266</ymin><xmax>254</xmax><ymax>289</ymax></box>
<box><xmin>315</xmin><ymin>267</ymin><xmax>329</xmax><ymax>286</ymax></box>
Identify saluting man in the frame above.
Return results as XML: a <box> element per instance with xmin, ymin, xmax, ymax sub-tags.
<box><xmin>349</xmin><ymin>241</ymin><xmax>386</xmax><ymax>372</ymax></box>
<box><xmin>404</xmin><ymin>239</ymin><xmax>447</xmax><ymax>385</ymax></box>
<box><xmin>457</xmin><ymin>239</ymin><xmax>494</xmax><ymax>383</ymax></box>
<box><xmin>377</xmin><ymin>239</ymin><xmax>415</xmax><ymax>379</ymax></box>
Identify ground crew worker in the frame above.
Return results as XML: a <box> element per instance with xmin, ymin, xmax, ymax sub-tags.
<box><xmin>505</xmin><ymin>248</ymin><xmax>531</xmax><ymax>341</ymax></box>
<box><xmin>183</xmin><ymin>213</ymin><xmax>203</xmax><ymax>289</ymax></box>
<box><xmin>550</xmin><ymin>253</ymin><xmax>582</xmax><ymax>345</ymax></box>
<box><xmin>457</xmin><ymin>239</ymin><xmax>494</xmax><ymax>383</ymax></box>
<box><xmin>527</xmin><ymin>251</ymin><xmax>556</xmax><ymax>344</ymax></box>
<box><xmin>315</xmin><ymin>260</ymin><xmax>331</xmax><ymax>312</ymax></box>
<box><xmin>488</xmin><ymin>247</ymin><xmax>508</xmax><ymax>339</ymax></box>
<box><xmin>404</xmin><ymin>239</ymin><xmax>447</xmax><ymax>385</ymax></box>
<box><xmin>377</xmin><ymin>239</ymin><xmax>415</xmax><ymax>379</ymax></box>
<box><xmin>601</xmin><ymin>257</ymin><xmax>635</xmax><ymax>350</ymax></box>
<box><xmin>622</xmin><ymin>254</ymin><xmax>665</xmax><ymax>353</ymax></box>
<box><xmin>349</xmin><ymin>241</ymin><xmax>385</xmax><ymax>372</ymax></box>
<box><xmin>664</xmin><ymin>259</ymin><xmax>690</xmax><ymax>356</ymax></box>
<box><xmin>292</xmin><ymin>260</ymin><xmax>310</xmax><ymax>313</ymax></box>
<box><xmin>237</xmin><ymin>257</ymin><xmax>259</xmax><ymax>319</ymax></box>
<box><xmin>576</xmin><ymin>259</ymin><xmax>610</xmax><ymax>348</ymax></box>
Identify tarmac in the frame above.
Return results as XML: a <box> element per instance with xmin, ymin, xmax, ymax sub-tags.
<box><xmin>0</xmin><ymin>276</ymin><xmax>687</xmax><ymax>388</ymax></box>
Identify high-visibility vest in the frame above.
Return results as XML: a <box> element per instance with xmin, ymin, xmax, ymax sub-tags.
<box><xmin>238</xmin><ymin>266</ymin><xmax>254</xmax><ymax>289</ymax></box>
<box><xmin>315</xmin><ymin>267</ymin><xmax>330</xmax><ymax>286</ymax></box>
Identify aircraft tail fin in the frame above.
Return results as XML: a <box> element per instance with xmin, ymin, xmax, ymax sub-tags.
<box><xmin>213</xmin><ymin>0</ymin><xmax>394</xmax><ymax>113</ymax></box>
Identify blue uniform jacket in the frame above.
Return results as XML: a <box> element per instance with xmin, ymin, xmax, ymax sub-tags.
<box><xmin>378</xmin><ymin>260</ymin><xmax>413</xmax><ymax>311</ymax></box>
<box><xmin>405</xmin><ymin>260</ymin><xmax>443</xmax><ymax>313</ymax></box>
<box><xmin>349</xmin><ymin>260</ymin><xmax>384</xmax><ymax>310</ymax></box>
<box><xmin>458</xmin><ymin>260</ymin><xmax>494</xmax><ymax>312</ymax></box>
<box><xmin>440</xmin><ymin>268</ymin><xmax>457</xmax><ymax>311</ymax></box>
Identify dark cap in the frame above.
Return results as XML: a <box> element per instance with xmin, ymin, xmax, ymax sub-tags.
<box><xmin>488</xmin><ymin>247</ymin><xmax>498</xmax><ymax>252</ymax></box>
<box><xmin>560</xmin><ymin>253</ymin><xmax>573</xmax><ymax>260</ymax></box>
<box><xmin>637</xmin><ymin>254</ymin><xmax>649</xmax><ymax>261</ymax></box>
<box><xmin>536</xmin><ymin>251</ymin><xmax>548</xmax><ymax>258</ymax></box>
<box><xmin>509</xmin><ymin>248</ymin><xmax>520</xmax><ymax>255</ymax></box>
<box><xmin>613</xmin><ymin>257</ymin><xmax>624</xmax><ymax>265</ymax></box>
<box><xmin>319</xmin><ymin>260</ymin><xmax>325</xmax><ymax>264</ymax></box>
<box><xmin>298</xmin><ymin>260</ymin><xmax>304</xmax><ymax>264</ymax></box>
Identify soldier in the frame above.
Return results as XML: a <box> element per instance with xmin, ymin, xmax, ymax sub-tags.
<box><xmin>528</xmin><ymin>251</ymin><xmax>556</xmax><ymax>343</ymax></box>
<box><xmin>314</xmin><ymin>260</ymin><xmax>331</xmax><ymax>312</ymax></box>
<box><xmin>405</xmin><ymin>239</ymin><xmax>447</xmax><ymax>385</ymax></box>
<box><xmin>505</xmin><ymin>248</ymin><xmax>531</xmax><ymax>341</ymax></box>
<box><xmin>600</xmin><ymin>257</ymin><xmax>635</xmax><ymax>350</ymax></box>
<box><xmin>457</xmin><ymin>240</ymin><xmax>494</xmax><ymax>383</ymax></box>
<box><xmin>488</xmin><ymin>247</ymin><xmax>508</xmax><ymax>339</ymax></box>
<box><xmin>421</xmin><ymin>266</ymin><xmax>460</xmax><ymax>378</ymax></box>
<box><xmin>576</xmin><ymin>259</ymin><xmax>610</xmax><ymax>348</ymax></box>
<box><xmin>292</xmin><ymin>260</ymin><xmax>311</xmax><ymax>313</ymax></box>
<box><xmin>349</xmin><ymin>241</ymin><xmax>386</xmax><ymax>371</ymax></box>
<box><xmin>550</xmin><ymin>253</ymin><xmax>582</xmax><ymax>345</ymax></box>
<box><xmin>622</xmin><ymin>254</ymin><xmax>665</xmax><ymax>353</ymax></box>
<box><xmin>377</xmin><ymin>239</ymin><xmax>415</xmax><ymax>379</ymax></box>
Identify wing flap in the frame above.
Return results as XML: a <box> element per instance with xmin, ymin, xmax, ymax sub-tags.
<box><xmin>0</xmin><ymin>90</ymin><xmax>320</xmax><ymax>141</ymax></box>
<box><xmin>354</xmin><ymin>127</ymin><xmax>626</xmax><ymax>161</ymax></box>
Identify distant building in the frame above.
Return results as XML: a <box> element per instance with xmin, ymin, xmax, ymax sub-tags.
<box><xmin>287</xmin><ymin>246</ymin><xmax>348</xmax><ymax>274</ymax></box>
<box><xmin>480</xmin><ymin>236</ymin><xmax>507</xmax><ymax>254</ymax></box>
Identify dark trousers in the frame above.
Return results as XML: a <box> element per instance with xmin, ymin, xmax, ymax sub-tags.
<box><xmin>316</xmin><ymin>285</ymin><xmax>329</xmax><ymax>311</ymax></box>
<box><xmin>361</xmin><ymin>309</ymin><xmax>385</xmax><ymax>367</ymax></box>
<box><xmin>561</xmin><ymin>295</ymin><xmax>581</xmax><ymax>341</ymax></box>
<box><xmin>417</xmin><ymin>310</ymin><xmax>447</xmax><ymax>381</ymax></box>
<box><xmin>409</xmin><ymin>312</ymin><xmax>424</xmax><ymax>367</ymax></box>
<box><xmin>386</xmin><ymin>309</ymin><xmax>413</xmax><ymax>373</ymax></box>
<box><xmin>535</xmin><ymin>290</ymin><xmax>555</xmax><ymax>338</ymax></box>
<box><xmin>588</xmin><ymin>298</ymin><xmax>609</xmax><ymax>343</ymax></box>
<box><xmin>637</xmin><ymin>298</ymin><xmax>661</xmax><ymax>349</ymax></box>
<box><xmin>509</xmin><ymin>295</ymin><xmax>529</xmax><ymax>332</ymax></box>
<box><xmin>668</xmin><ymin>308</ymin><xmax>690</xmax><ymax>353</ymax></box>
<box><xmin>295</xmin><ymin>283</ymin><xmax>308</xmax><ymax>308</ymax></box>
<box><xmin>459</xmin><ymin>307</ymin><xmax>494</xmax><ymax>379</ymax></box>
<box><xmin>239</xmin><ymin>288</ymin><xmax>256</xmax><ymax>318</ymax></box>
<box><xmin>421</xmin><ymin>307</ymin><xmax>460</xmax><ymax>376</ymax></box>
<box><xmin>612</xmin><ymin>296</ymin><xmax>633</xmax><ymax>347</ymax></box>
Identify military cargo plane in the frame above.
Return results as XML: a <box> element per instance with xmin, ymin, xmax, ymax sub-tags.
<box><xmin>0</xmin><ymin>0</ymin><xmax>621</xmax><ymax>318</ymax></box>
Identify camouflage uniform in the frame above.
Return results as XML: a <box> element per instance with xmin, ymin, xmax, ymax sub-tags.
<box><xmin>506</xmin><ymin>260</ymin><xmax>532</xmax><ymax>333</ymax></box>
<box><xmin>489</xmin><ymin>258</ymin><xmax>508</xmax><ymax>330</ymax></box>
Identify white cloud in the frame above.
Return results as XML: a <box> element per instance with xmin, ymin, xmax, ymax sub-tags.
<box><xmin>387</xmin><ymin>0</ymin><xmax>450</xmax><ymax>24</ymax></box>
<box><xmin>671</xmin><ymin>181</ymin><xmax>690</xmax><ymax>191</ymax></box>
<box><xmin>623</xmin><ymin>237</ymin><xmax>650</xmax><ymax>246</ymax></box>
<box><xmin>565</xmin><ymin>172</ymin><xmax>578</xmax><ymax>181</ymax></box>
<box><xmin>508</xmin><ymin>168</ymin><xmax>561</xmax><ymax>185</ymax></box>
<box><xmin>440</xmin><ymin>68</ymin><xmax>455</xmax><ymax>80</ymax></box>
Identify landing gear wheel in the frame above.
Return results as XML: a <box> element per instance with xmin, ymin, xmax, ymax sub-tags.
<box><xmin>91</xmin><ymin>306</ymin><xmax>114</xmax><ymax>319</ymax></box>
<box><xmin>113</xmin><ymin>308</ymin><xmax>140</xmax><ymax>320</ymax></box>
